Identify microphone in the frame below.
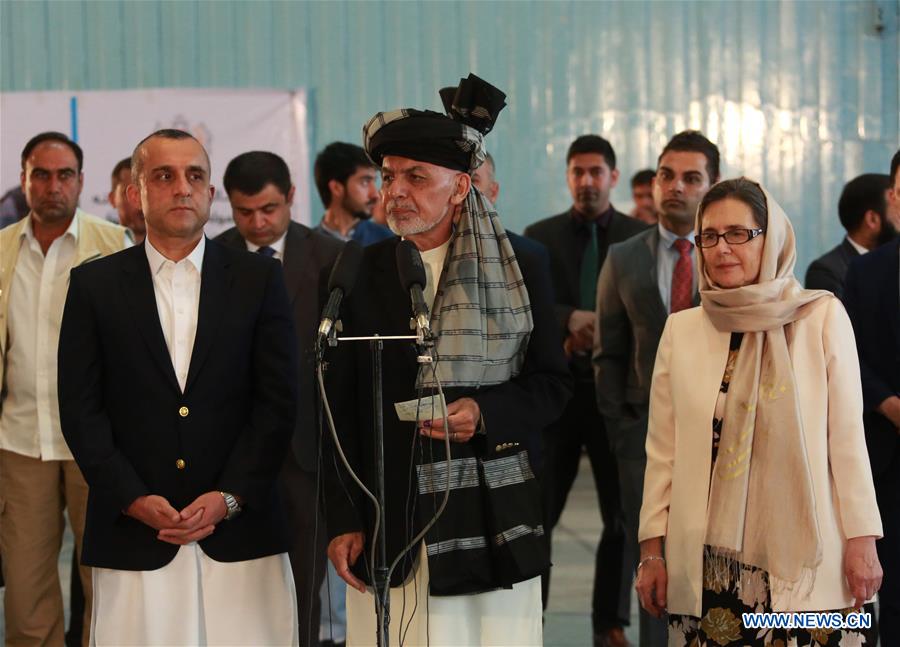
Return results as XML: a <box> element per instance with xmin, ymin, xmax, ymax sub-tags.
<box><xmin>317</xmin><ymin>241</ymin><xmax>363</xmax><ymax>343</ymax></box>
<box><xmin>395</xmin><ymin>239</ymin><xmax>431</xmax><ymax>338</ymax></box>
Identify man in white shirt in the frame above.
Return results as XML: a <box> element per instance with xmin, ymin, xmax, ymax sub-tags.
<box><xmin>805</xmin><ymin>173</ymin><xmax>895</xmax><ymax>298</ymax></box>
<box><xmin>58</xmin><ymin>129</ymin><xmax>300</xmax><ymax>645</ymax></box>
<box><xmin>0</xmin><ymin>131</ymin><xmax>130</xmax><ymax>646</ymax></box>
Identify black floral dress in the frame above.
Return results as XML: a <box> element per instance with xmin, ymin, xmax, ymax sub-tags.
<box><xmin>667</xmin><ymin>333</ymin><xmax>877</xmax><ymax>647</ymax></box>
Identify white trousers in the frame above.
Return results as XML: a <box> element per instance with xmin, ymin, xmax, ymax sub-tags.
<box><xmin>346</xmin><ymin>543</ymin><xmax>542</xmax><ymax>646</ymax></box>
<box><xmin>90</xmin><ymin>543</ymin><xmax>298</xmax><ymax>646</ymax></box>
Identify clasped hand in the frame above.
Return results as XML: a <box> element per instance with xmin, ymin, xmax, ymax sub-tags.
<box><xmin>125</xmin><ymin>492</ymin><xmax>227</xmax><ymax>545</ymax></box>
<box><xmin>564</xmin><ymin>309</ymin><xmax>595</xmax><ymax>358</ymax></box>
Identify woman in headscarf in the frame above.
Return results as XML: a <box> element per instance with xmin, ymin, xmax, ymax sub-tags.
<box><xmin>635</xmin><ymin>178</ymin><xmax>883</xmax><ymax>646</ymax></box>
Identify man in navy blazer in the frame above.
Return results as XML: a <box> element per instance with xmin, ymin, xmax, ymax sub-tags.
<box><xmin>842</xmin><ymin>149</ymin><xmax>900</xmax><ymax>647</ymax></box>
<box><xmin>805</xmin><ymin>173</ymin><xmax>893</xmax><ymax>299</ymax></box>
<box><xmin>58</xmin><ymin>129</ymin><xmax>299</xmax><ymax>644</ymax></box>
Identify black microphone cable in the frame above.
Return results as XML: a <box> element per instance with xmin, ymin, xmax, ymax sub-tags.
<box><xmin>382</xmin><ymin>355</ymin><xmax>452</xmax><ymax>632</ymax></box>
<box><xmin>316</xmin><ymin>362</ymin><xmax>381</xmax><ymax>630</ymax></box>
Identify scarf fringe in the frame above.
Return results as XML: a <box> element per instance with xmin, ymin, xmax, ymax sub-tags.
<box><xmin>704</xmin><ymin>545</ymin><xmax>818</xmax><ymax>600</ymax></box>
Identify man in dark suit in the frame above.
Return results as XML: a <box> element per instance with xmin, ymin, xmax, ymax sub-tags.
<box><xmin>843</xmin><ymin>149</ymin><xmax>900</xmax><ymax>647</ymax></box>
<box><xmin>805</xmin><ymin>173</ymin><xmax>894</xmax><ymax>298</ymax></box>
<box><xmin>58</xmin><ymin>129</ymin><xmax>299</xmax><ymax>645</ymax></box>
<box><xmin>215</xmin><ymin>150</ymin><xmax>343</xmax><ymax>647</ymax></box>
<box><xmin>524</xmin><ymin>135</ymin><xmax>646</xmax><ymax>647</ymax></box>
<box><xmin>594</xmin><ymin>131</ymin><xmax>720</xmax><ymax>647</ymax></box>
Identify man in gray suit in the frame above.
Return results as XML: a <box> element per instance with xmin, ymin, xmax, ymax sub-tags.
<box><xmin>805</xmin><ymin>173</ymin><xmax>895</xmax><ymax>299</ymax></box>
<box><xmin>593</xmin><ymin>131</ymin><xmax>720</xmax><ymax>647</ymax></box>
<box><xmin>215</xmin><ymin>151</ymin><xmax>343</xmax><ymax>647</ymax></box>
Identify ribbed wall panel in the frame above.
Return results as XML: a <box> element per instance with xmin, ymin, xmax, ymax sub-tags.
<box><xmin>2</xmin><ymin>0</ymin><xmax>897</xmax><ymax>270</ymax></box>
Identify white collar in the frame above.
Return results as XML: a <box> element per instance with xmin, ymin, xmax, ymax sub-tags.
<box><xmin>419</xmin><ymin>237</ymin><xmax>452</xmax><ymax>264</ymax></box>
<box><xmin>245</xmin><ymin>229</ymin><xmax>287</xmax><ymax>256</ymax></box>
<box><xmin>145</xmin><ymin>235</ymin><xmax>206</xmax><ymax>275</ymax></box>
<box><xmin>845</xmin><ymin>235</ymin><xmax>869</xmax><ymax>256</ymax></box>
<box><xmin>21</xmin><ymin>209</ymin><xmax>80</xmax><ymax>244</ymax></box>
<box><xmin>657</xmin><ymin>222</ymin><xmax>693</xmax><ymax>249</ymax></box>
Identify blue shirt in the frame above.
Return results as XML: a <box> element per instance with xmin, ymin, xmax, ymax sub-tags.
<box><xmin>316</xmin><ymin>218</ymin><xmax>394</xmax><ymax>247</ymax></box>
<box><xmin>656</xmin><ymin>223</ymin><xmax>697</xmax><ymax>314</ymax></box>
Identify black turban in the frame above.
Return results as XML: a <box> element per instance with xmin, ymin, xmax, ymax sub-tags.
<box><xmin>363</xmin><ymin>74</ymin><xmax>507</xmax><ymax>172</ymax></box>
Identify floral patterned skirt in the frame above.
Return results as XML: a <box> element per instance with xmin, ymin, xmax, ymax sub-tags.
<box><xmin>668</xmin><ymin>552</ymin><xmax>877</xmax><ymax>647</ymax></box>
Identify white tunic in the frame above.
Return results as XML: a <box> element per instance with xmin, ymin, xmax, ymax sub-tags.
<box><xmin>345</xmin><ymin>544</ymin><xmax>542</xmax><ymax>647</ymax></box>
<box><xmin>346</xmin><ymin>238</ymin><xmax>542</xmax><ymax>646</ymax></box>
<box><xmin>90</xmin><ymin>235</ymin><xmax>298</xmax><ymax>646</ymax></box>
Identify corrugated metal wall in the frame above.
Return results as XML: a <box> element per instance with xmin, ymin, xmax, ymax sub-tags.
<box><xmin>2</xmin><ymin>0</ymin><xmax>898</xmax><ymax>271</ymax></box>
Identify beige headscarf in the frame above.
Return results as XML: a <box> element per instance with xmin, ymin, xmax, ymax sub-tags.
<box><xmin>697</xmin><ymin>179</ymin><xmax>831</xmax><ymax>588</ymax></box>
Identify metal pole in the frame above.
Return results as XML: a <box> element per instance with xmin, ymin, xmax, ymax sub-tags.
<box><xmin>371</xmin><ymin>336</ymin><xmax>390</xmax><ymax>647</ymax></box>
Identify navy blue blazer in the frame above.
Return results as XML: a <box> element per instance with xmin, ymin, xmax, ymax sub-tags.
<box><xmin>842</xmin><ymin>237</ymin><xmax>900</xmax><ymax>477</ymax></box>
<box><xmin>58</xmin><ymin>239</ymin><xmax>298</xmax><ymax>570</ymax></box>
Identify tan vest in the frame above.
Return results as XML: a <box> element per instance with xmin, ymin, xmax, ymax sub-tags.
<box><xmin>0</xmin><ymin>209</ymin><xmax>129</xmax><ymax>393</ymax></box>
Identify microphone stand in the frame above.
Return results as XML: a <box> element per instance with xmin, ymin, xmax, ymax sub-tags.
<box><xmin>325</xmin><ymin>324</ymin><xmax>433</xmax><ymax>647</ymax></box>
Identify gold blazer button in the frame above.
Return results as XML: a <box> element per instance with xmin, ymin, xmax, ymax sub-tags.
<box><xmin>175</xmin><ymin>458</ymin><xmax>186</xmax><ymax>470</ymax></box>
<box><xmin>178</xmin><ymin>406</ymin><xmax>189</xmax><ymax>418</ymax></box>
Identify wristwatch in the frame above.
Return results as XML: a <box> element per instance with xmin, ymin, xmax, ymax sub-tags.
<box><xmin>220</xmin><ymin>491</ymin><xmax>242</xmax><ymax>520</ymax></box>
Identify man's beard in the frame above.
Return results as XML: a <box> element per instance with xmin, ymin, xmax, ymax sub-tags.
<box><xmin>876</xmin><ymin>217</ymin><xmax>899</xmax><ymax>246</ymax></box>
<box><xmin>659</xmin><ymin>205</ymin><xmax>695</xmax><ymax>229</ymax></box>
<box><xmin>386</xmin><ymin>213</ymin><xmax>432</xmax><ymax>236</ymax></box>
<box><xmin>35</xmin><ymin>202</ymin><xmax>76</xmax><ymax>223</ymax></box>
<box><xmin>386</xmin><ymin>202</ymin><xmax>453</xmax><ymax>237</ymax></box>
<box><xmin>342</xmin><ymin>194</ymin><xmax>373</xmax><ymax>221</ymax></box>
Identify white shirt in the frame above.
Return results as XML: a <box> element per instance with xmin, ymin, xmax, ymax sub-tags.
<box><xmin>145</xmin><ymin>236</ymin><xmax>205</xmax><ymax>392</ymax></box>
<box><xmin>420</xmin><ymin>238</ymin><xmax>451</xmax><ymax>310</ymax></box>
<box><xmin>656</xmin><ymin>223</ymin><xmax>697</xmax><ymax>314</ymax></box>
<box><xmin>244</xmin><ymin>230</ymin><xmax>287</xmax><ymax>263</ymax></box>
<box><xmin>0</xmin><ymin>212</ymin><xmax>129</xmax><ymax>460</ymax></box>
<box><xmin>845</xmin><ymin>235</ymin><xmax>869</xmax><ymax>256</ymax></box>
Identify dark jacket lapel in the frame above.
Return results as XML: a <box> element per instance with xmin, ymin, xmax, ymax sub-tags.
<box><xmin>282</xmin><ymin>222</ymin><xmax>315</xmax><ymax>305</ymax></box>
<box><xmin>185</xmin><ymin>239</ymin><xmax>231</xmax><ymax>393</ymax></box>
<box><xmin>840</xmin><ymin>237</ymin><xmax>860</xmax><ymax>263</ymax></box>
<box><xmin>120</xmin><ymin>245</ymin><xmax>181</xmax><ymax>393</ymax></box>
<box><xmin>554</xmin><ymin>214</ymin><xmax>581</xmax><ymax>304</ymax></box>
<box><xmin>639</xmin><ymin>227</ymin><xmax>672</xmax><ymax>322</ymax></box>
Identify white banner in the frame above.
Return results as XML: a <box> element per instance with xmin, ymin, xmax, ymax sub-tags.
<box><xmin>1</xmin><ymin>87</ymin><xmax>310</xmax><ymax>235</ymax></box>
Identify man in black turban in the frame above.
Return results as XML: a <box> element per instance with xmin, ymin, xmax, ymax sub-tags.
<box><xmin>322</xmin><ymin>75</ymin><xmax>571</xmax><ymax>645</ymax></box>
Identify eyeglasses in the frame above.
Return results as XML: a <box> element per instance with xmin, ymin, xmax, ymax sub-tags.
<box><xmin>694</xmin><ymin>228</ymin><xmax>765</xmax><ymax>248</ymax></box>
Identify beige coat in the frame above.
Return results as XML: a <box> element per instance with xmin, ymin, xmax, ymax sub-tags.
<box><xmin>0</xmin><ymin>210</ymin><xmax>128</xmax><ymax>396</ymax></box>
<box><xmin>639</xmin><ymin>296</ymin><xmax>883</xmax><ymax>616</ymax></box>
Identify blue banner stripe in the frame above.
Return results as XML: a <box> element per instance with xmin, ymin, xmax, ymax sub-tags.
<box><xmin>69</xmin><ymin>96</ymin><xmax>78</xmax><ymax>143</ymax></box>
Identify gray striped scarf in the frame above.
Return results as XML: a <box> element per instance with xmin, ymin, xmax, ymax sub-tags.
<box><xmin>418</xmin><ymin>186</ymin><xmax>533</xmax><ymax>389</ymax></box>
